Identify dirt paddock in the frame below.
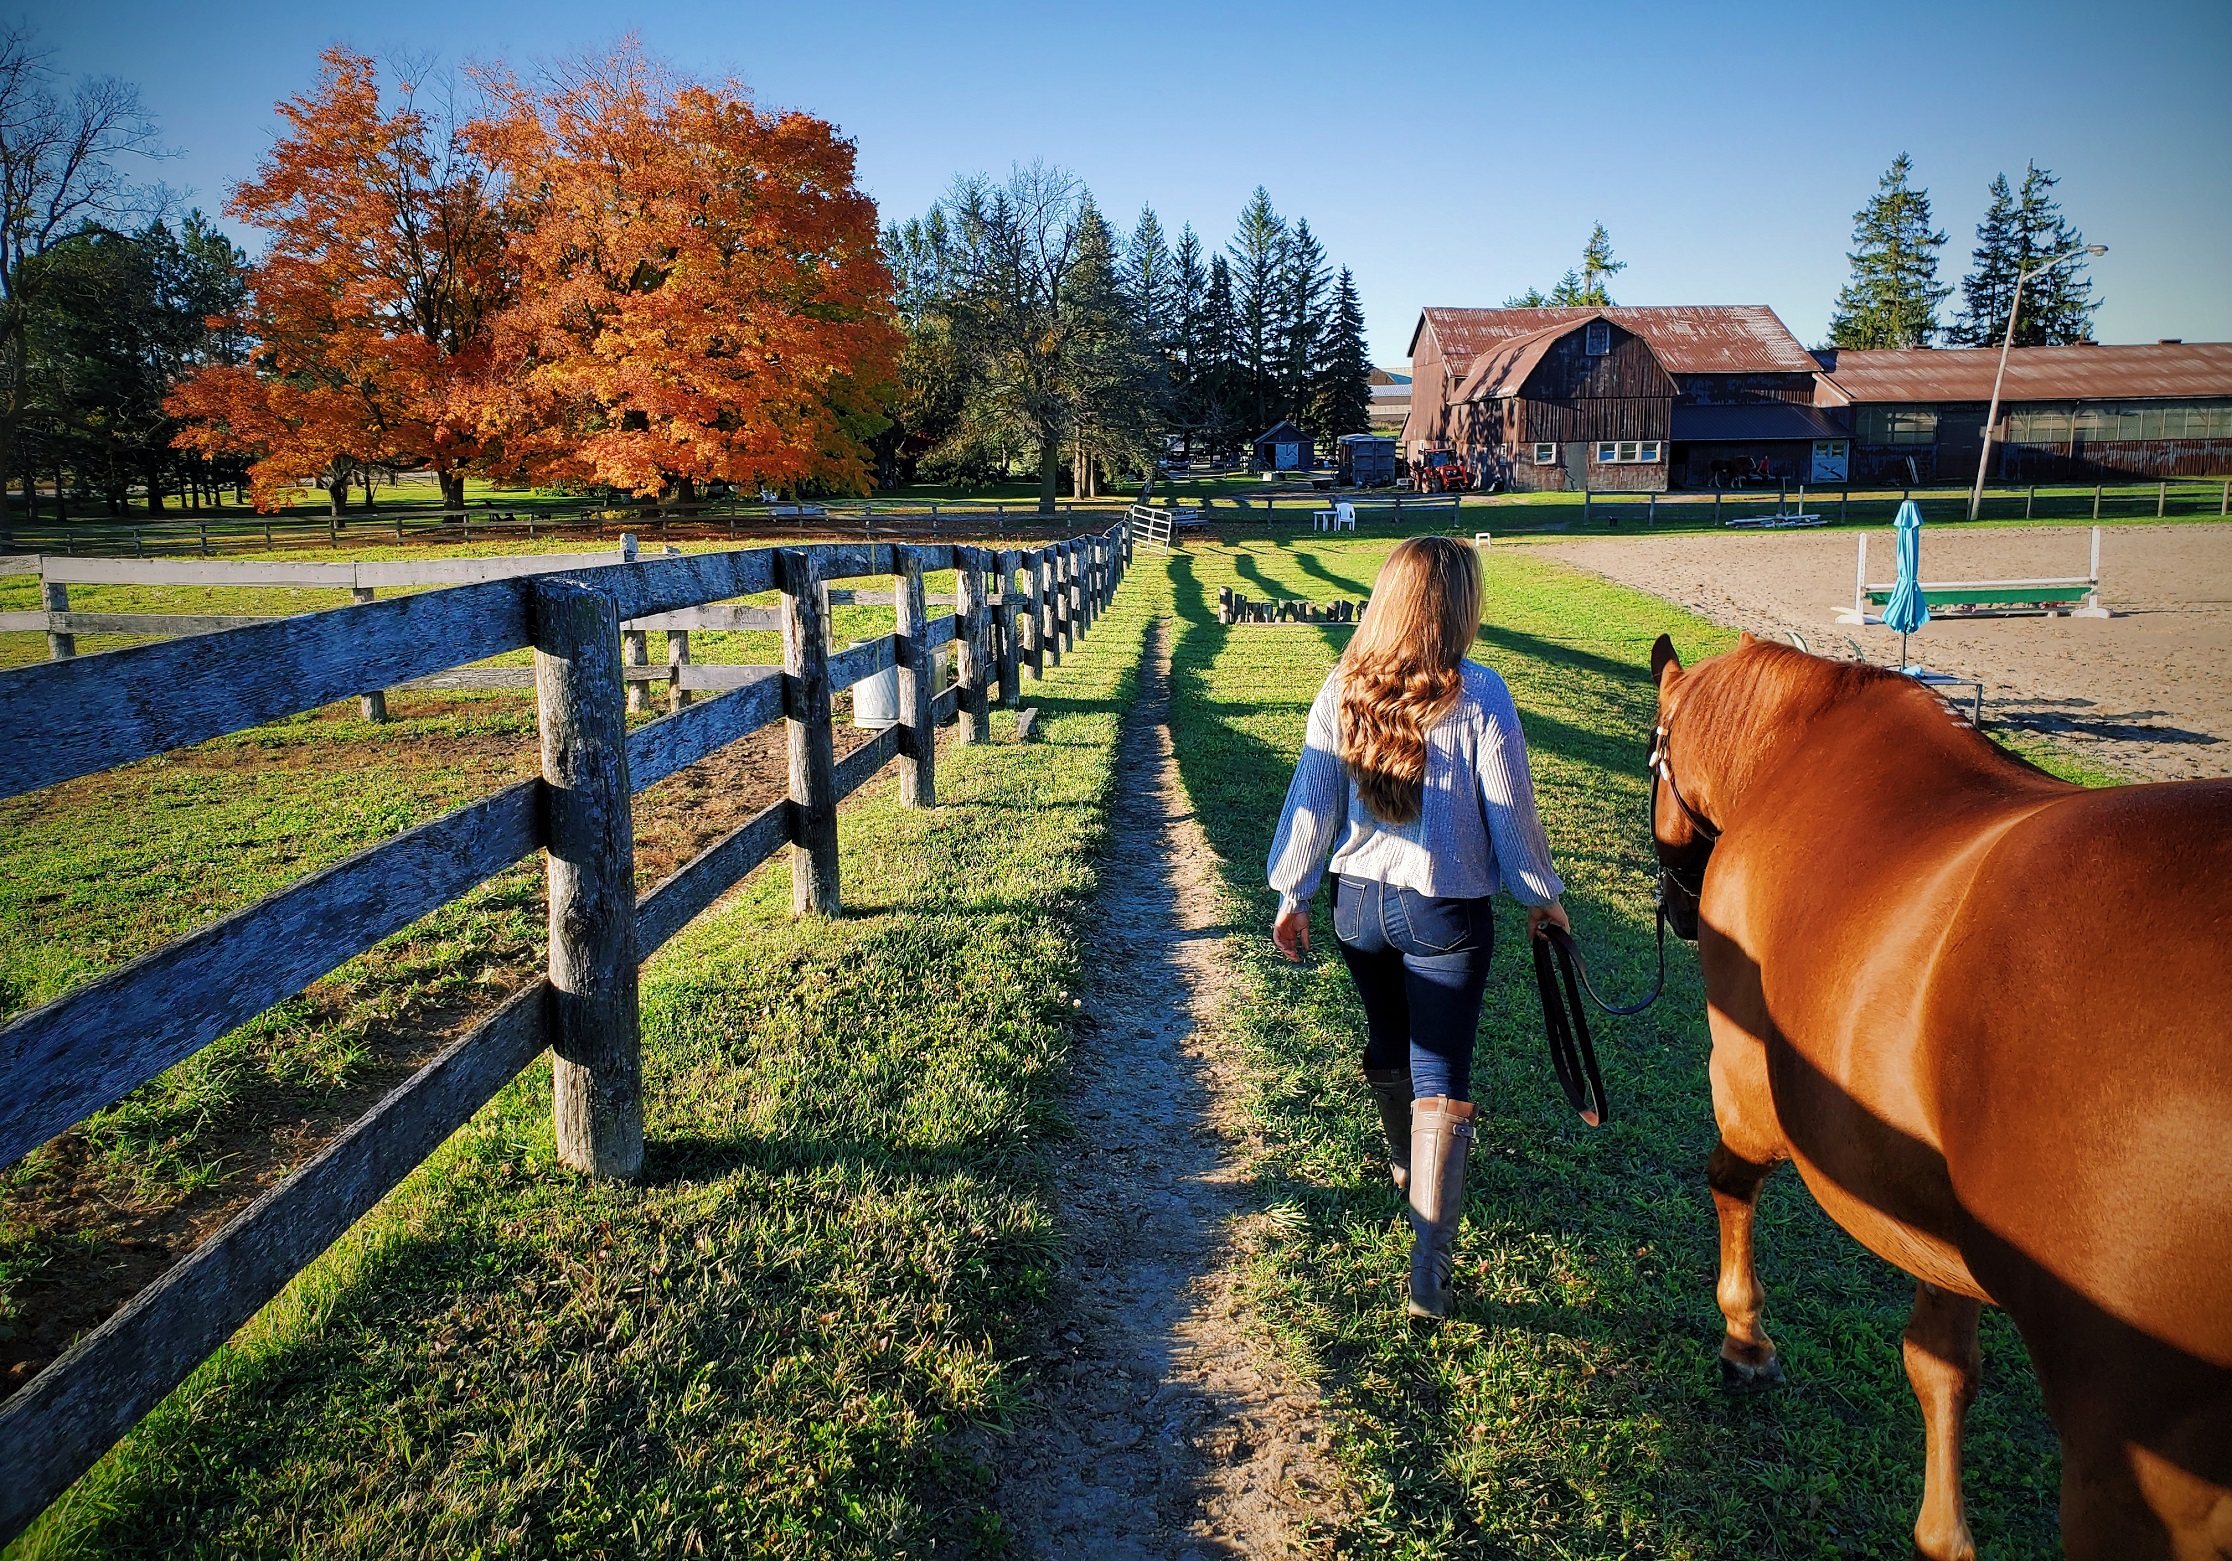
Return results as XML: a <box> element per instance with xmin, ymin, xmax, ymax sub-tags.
<box><xmin>1537</xmin><ymin>523</ymin><xmax>2232</xmax><ymax>781</ymax></box>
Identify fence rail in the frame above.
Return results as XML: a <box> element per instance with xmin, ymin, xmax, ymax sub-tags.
<box><xmin>0</xmin><ymin>520</ymin><xmax>1133</xmax><ymax>1543</ymax></box>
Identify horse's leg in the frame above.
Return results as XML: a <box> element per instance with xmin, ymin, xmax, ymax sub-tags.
<box><xmin>1708</xmin><ymin>1139</ymin><xmax>1782</xmax><ymax>1387</ymax></box>
<box><xmin>1903</xmin><ymin>1280</ymin><xmax>1983</xmax><ymax>1561</ymax></box>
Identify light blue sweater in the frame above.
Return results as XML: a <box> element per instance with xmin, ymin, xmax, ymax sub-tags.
<box><xmin>1266</xmin><ymin>659</ymin><xmax>1565</xmax><ymax>917</ymax></box>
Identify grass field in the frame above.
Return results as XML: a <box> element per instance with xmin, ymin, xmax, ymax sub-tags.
<box><xmin>3</xmin><ymin>532</ymin><xmax>2102</xmax><ymax>1556</ymax></box>
<box><xmin>7</xmin><ymin>569</ymin><xmax>1154</xmax><ymax>1557</ymax></box>
<box><xmin>1159</xmin><ymin>538</ymin><xmax>2066</xmax><ymax>1558</ymax></box>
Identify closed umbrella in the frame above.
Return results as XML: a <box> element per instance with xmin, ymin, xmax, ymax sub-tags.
<box><xmin>1882</xmin><ymin>499</ymin><xmax>1930</xmax><ymax>670</ymax></box>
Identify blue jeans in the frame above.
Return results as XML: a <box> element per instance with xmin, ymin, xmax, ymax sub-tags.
<box><xmin>1331</xmin><ymin>875</ymin><xmax>1495</xmax><ymax>1102</ymax></box>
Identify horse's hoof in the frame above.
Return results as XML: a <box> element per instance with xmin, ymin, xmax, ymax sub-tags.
<box><xmin>1718</xmin><ymin>1352</ymin><xmax>1784</xmax><ymax>1393</ymax></box>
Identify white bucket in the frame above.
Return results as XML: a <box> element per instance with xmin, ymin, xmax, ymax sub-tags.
<box><xmin>850</xmin><ymin>641</ymin><xmax>899</xmax><ymax>729</ymax></box>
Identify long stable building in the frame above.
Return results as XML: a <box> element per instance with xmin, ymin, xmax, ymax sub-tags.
<box><xmin>1404</xmin><ymin>305</ymin><xmax>2232</xmax><ymax>490</ymax></box>
<box><xmin>1815</xmin><ymin>342</ymin><xmax>2232</xmax><ymax>484</ymax></box>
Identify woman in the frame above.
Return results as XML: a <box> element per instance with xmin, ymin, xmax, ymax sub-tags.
<box><xmin>1266</xmin><ymin>536</ymin><xmax>1568</xmax><ymax>1321</ymax></box>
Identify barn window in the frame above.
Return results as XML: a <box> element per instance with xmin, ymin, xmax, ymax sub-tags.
<box><xmin>1584</xmin><ymin>322</ymin><xmax>1611</xmax><ymax>355</ymax></box>
<box><xmin>1593</xmin><ymin>441</ymin><xmax>1663</xmax><ymax>464</ymax></box>
<box><xmin>1532</xmin><ymin>442</ymin><xmax>1557</xmax><ymax>464</ymax></box>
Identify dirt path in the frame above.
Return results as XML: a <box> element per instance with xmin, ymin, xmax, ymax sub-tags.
<box><xmin>991</xmin><ymin>619</ymin><xmax>1340</xmax><ymax>1559</ymax></box>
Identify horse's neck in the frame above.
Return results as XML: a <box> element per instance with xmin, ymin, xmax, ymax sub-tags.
<box><xmin>1688</xmin><ymin>653</ymin><xmax>2036</xmax><ymax>822</ymax></box>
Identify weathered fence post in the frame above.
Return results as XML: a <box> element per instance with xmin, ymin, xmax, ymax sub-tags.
<box><xmin>1074</xmin><ymin>538</ymin><xmax>1093</xmax><ymax>635</ymax></box>
<box><xmin>957</xmin><ymin>546</ymin><xmax>992</xmax><ymax>744</ymax></box>
<box><xmin>351</xmin><ymin>587</ymin><xmax>389</xmax><ymax>722</ymax></box>
<box><xmin>1043</xmin><ymin>549</ymin><xmax>1064</xmax><ymax>668</ymax></box>
<box><xmin>780</xmin><ymin>549</ymin><xmax>842</xmax><ymax>911</ymax></box>
<box><xmin>623</xmin><ymin>628</ymin><xmax>649</xmax><ymax>713</ymax></box>
<box><xmin>1024</xmin><ymin>547</ymin><xmax>1045</xmax><ymax>681</ymax></box>
<box><xmin>2157</xmin><ymin>480</ymin><xmax>2167</xmax><ymax>518</ymax></box>
<box><xmin>41</xmin><ymin>579</ymin><xmax>73</xmax><ymax>660</ymax></box>
<box><xmin>531</xmin><ymin>577</ymin><xmax>643</xmax><ymax>1181</ymax></box>
<box><xmin>667</xmin><ymin>629</ymin><xmax>691</xmax><ymax>713</ymax></box>
<box><xmin>1060</xmin><ymin>542</ymin><xmax>1078</xmax><ymax>654</ymax></box>
<box><xmin>995</xmin><ymin>548</ymin><xmax>1022</xmax><ymax>708</ymax></box>
<box><xmin>893</xmin><ymin>544</ymin><xmax>936</xmax><ymax>808</ymax></box>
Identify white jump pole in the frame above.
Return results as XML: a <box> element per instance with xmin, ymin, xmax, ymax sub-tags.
<box><xmin>2076</xmin><ymin>525</ymin><xmax>2110</xmax><ymax>617</ymax></box>
<box><xmin>1854</xmin><ymin>532</ymin><xmax>1868</xmax><ymax>622</ymax></box>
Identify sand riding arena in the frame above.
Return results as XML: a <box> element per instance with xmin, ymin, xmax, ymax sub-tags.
<box><xmin>1539</xmin><ymin>522</ymin><xmax>2232</xmax><ymax>781</ymax></box>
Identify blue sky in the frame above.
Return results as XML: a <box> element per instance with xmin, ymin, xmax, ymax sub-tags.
<box><xmin>43</xmin><ymin>0</ymin><xmax>2232</xmax><ymax>366</ymax></box>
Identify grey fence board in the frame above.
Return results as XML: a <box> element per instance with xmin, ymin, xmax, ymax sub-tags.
<box><xmin>634</xmin><ymin>801</ymin><xmax>793</xmax><ymax>956</ymax></box>
<box><xmin>830</xmin><ymin>723</ymin><xmax>901</xmax><ymax>802</ymax></box>
<box><xmin>0</xmin><ymin>578</ymin><xmax>537</xmax><ymax>799</ymax></box>
<box><xmin>0</xmin><ymin>778</ymin><xmax>544</xmax><ymax>1171</ymax></box>
<box><xmin>0</xmin><ymin>981</ymin><xmax>551</xmax><ymax>1544</ymax></box>
<box><xmin>623</xmin><ymin>671</ymin><xmax>782</xmax><ymax>792</ymax></box>
<box><xmin>828</xmin><ymin>633</ymin><xmax>897</xmax><ymax>693</ymax></box>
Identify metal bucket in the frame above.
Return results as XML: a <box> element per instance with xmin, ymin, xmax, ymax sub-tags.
<box><xmin>850</xmin><ymin>641</ymin><xmax>899</xmax><ymax>729</ymax></box>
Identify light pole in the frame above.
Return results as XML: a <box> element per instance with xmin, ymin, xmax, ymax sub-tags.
<box><xmin>1968</xmin><ymin>243</ymin><xmax>2108</xmax><ymax>520</ymax></box>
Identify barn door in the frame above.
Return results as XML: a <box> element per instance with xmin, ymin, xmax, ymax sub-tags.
<box><xmin>1563</xmin><ymin>442</ymin><xmax>1589</xmax><ymax>488</ymax></box>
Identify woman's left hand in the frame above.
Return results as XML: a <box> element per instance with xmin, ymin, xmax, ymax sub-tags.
<box><xmin>1527</xmin><ymin>900</ymin><xmax>1572</xmax><ymax>942</ymax></box>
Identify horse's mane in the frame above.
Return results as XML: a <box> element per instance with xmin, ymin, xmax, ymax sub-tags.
<box><xmin>1668</xmin><ymin>640</ymin><xmax>2041</xmax><ymax>805</ymax></box>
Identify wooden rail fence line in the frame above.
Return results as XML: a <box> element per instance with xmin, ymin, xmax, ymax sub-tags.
<box><xmin>0</xmin><ymin>538</ymin><xmax>1049</xmax><ymax>720</ymax></box>
<box><xmin>0</xmin><ymin>521</ymin><xmax>1134</xmax><ymax>1543</ymax></box>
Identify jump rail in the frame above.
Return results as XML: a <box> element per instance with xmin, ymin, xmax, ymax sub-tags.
<box><xmin>0</xmin><ymin>520</ymin><xmax>1134</xmax><ymax>1543</ymax></box>
<box><xmin>1835</xmin><ymin>526</ymin><xmax>2109</xmax><ymax>623</ymax></box>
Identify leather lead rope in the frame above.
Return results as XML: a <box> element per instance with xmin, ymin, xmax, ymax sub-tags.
<box><xmin>1533</xmin><ymin>923</ymin><xmax>1615</xmax><ymax>1128</ymax></box>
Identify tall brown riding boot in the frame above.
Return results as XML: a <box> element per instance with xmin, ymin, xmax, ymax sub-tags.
<box><xmin>1406</xmin><ymin>1096</ymin><xmax>1477</xmax><ymax>1320</ymax></box>
<box><xmin>1362</xmin><ymin>1068</ymin><xmax>1413</xmax><ymax>1194</ymax></box>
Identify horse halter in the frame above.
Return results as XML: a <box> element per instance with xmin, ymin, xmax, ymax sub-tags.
<box><xmin>1647</xmin><ymin>722</ymin><xmax>1721</xmax><ymax>906</ymax></box>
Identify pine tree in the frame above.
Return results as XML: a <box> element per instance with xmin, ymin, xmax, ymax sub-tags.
<box><xmin>1312</xmin><ymin>267</ymin><xmax>1371</xmax><ymax>448</ymax></box>
<box><xmin>1507</xmin><ymin>224</ymin><xmax>1622</xmax><ymax>309</ymax></box>
<box><xmin>1277</xmin><ymin>216</ymin><xmax>1329</xmax><ymax>432</ymax></box>
<box><xmin>1202</xmin><ymin>253</ymin><xmax>1245</xmax><ymax>459</ymax></box>
<box><xmin>1829</xmin><ymin>153</ymin><xmax>1951</xmax><ymax>349</ymax></box>
<box><xmin>1948</xmin><ymin>162</ymin><xmax>2098</xmax><ymax>346</ymax></box>
<box><xmin>1169</xmin><ymin>223</ymin><xmax>1208</xmax><ymax>455</ymax></box>
<box><xmin>1226</xmin><ymin>187</ymin><xmax>1285</xmax><ymax>434</ymax></box>
<box><xmin>1121</xmin><ymin>205</ymin><xmax>1176</xmax><ymax>440</ymax></box>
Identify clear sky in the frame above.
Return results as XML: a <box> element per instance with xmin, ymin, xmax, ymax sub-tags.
<box><xmin>42</xmin><ymin>0</ymin><xmax>2232</xmax><ymax>367</ymax></box>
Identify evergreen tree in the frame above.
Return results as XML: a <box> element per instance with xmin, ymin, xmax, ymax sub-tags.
<box><xmin>1201</xmin><ymin>253</ymin><xmax>1246</xmax><ymax>458</ymax></box>
<box><xmin>1121</xmin><ymin>205</ymin><xmax>1177</xmax><ymax>439</ymax></box>
<box><xmin>1276</xmin><ymin>216</ymin><xmax>1329</xmax><ymax>431</ymax></box>
<box><xmin>1063</xmin><ymin>199</ymin><xmax>1154</xmax><ymax>496</ymax></box>
<box><xmin>1947</xmin><ymin>163</ymin><xmax>2099</xmax><ymax>347</ymax></box>
<box><xmin>1169</xmin><ymin>223</ymin><xmax>1208</xmax><ymax>455</ymax></box>
<box><xmin>1505</xmin><ymin>224</ymin><xmax>1623</xmax><ymax>309</ymax></box>
<box><xmin>1226</xmin><ymin>187</ymin><xmax>1285</xmax><ymax>433</ymax></box>
<box><xmin>1312</xmin><ymin>266</ymin><xmax>1371</xmax><ymax>449</ymax></box>
<box><xmin>1829</xmin><ymin>153</ymin><xmax>1951</xmax><ymax>349</ymax></box>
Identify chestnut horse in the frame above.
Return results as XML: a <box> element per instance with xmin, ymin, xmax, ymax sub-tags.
<box><xmin>1647</xmin><ymin>633</ymin><xmax>2231</xmax><ymax>1561</ymax></box>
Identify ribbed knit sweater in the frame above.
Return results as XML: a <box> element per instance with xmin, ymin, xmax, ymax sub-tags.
<box><xmin>1266</xmin><ymin>659</ymin><xmax>1565</xmax><ymax>917</ymax></box>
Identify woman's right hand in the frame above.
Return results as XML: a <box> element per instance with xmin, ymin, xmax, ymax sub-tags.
<box><xmin>1273</xmin><ymin>907</ymin><xmax>1312</xmax><ymax>963</ymax></box>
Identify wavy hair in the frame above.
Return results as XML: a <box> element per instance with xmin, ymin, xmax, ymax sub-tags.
<box><xmin>1337</xmin><ymin>536</ymin><xmax>1483</xmax><ymax>825</ymax></box>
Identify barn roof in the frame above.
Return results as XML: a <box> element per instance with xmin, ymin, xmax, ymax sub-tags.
<box><xmin>1452</xmin><ymin>320</ymin><xmax>1578</xmax><ymax>402</ymax></box>
<box><xmin>1815</xmin><ymin>342</ymin><xmax>2232</xmax><ymax>404</ymax></box>
<box><xmin>1411</xmin><ymin>305</ymin><xmax>1817</xmax><ymax>376</ymax></box>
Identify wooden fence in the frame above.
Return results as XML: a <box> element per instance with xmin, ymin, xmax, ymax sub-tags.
<box><xmin>0</xmin><ymin>519</ymin><xmax>1133</xmax><ymax>1543</ymax></box>
<box><xmin>0</xmin><ymin>538</ymin><xmax>996</xmax><ymax>721</ymax></box>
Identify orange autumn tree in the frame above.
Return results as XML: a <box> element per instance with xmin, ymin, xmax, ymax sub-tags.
<box><xmin>171</xmin><ymin>48</ymin><xmax>509</xmax><ymax>513</ymax></box>
<box><xmin>475</xmin><ymin>49</ymin><xmax>899</xmax><ymax>499</ymax></box>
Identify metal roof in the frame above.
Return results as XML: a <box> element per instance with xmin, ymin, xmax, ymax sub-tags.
<box><xmin>1411</xmin><ymin>305</ymin><xmax>1817</xmax><ymax>376</ymax></box>
<box><xmin>1671</xmin><ymin>403</ymin><xmax>1847</xmax><ymax>442</ymax></box>
<box><xmin>1816</xmin><ymin>342</ymin><xmax>2232</xmax><ymax>404</ymax></box>
<box><xmin>1453</xmin><ymin>321</ymin><xmax>1577</xmax><ymax>402</ymax></box>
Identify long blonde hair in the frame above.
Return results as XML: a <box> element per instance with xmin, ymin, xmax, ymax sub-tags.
<box><xmin>1338</xmin><ymin>536</ymin><xmax>1483</xmax><ymax>825</ymax></box>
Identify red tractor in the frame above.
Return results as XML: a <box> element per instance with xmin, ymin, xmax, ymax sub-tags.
<box><xmin>1413</xmin><ymin>449</ymin><xmax>1471</xmax><ymax>493</ymax></box>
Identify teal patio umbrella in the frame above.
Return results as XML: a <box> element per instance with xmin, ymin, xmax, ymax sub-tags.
<box><xmin>1882</xmin><ymin>499</ymin><xmax>1930</xmax><ymax>669</ymax></box>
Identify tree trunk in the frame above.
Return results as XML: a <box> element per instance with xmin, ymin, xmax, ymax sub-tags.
<box><xmin>1038</xmin><ymin>436</ymin><xmax>1059</xmax><ymax>516</ymax></box>
<box><xmin>438</xmin><ymin>469</ymin><xmax>466</xmax><ymax>513</ymax></box>
<box><xmin>146</xmin><ymin>461</ymin><xmax>164</xmax><ymax>515</ymax></box>
<box><xmin>327</xmin><ymin>477</ymin><xmax>350</xmax><ymax>516</ymax></box>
